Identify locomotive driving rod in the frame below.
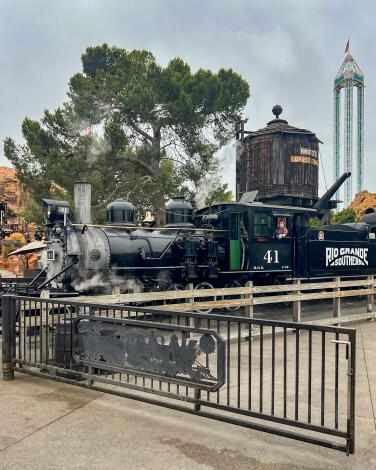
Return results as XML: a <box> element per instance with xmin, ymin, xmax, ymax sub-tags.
<box><xmin>37</xmin><ymin>261</ymin><xmax>77</xmax><ymax>290</ymax></box>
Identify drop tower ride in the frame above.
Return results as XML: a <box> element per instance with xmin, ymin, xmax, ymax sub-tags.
<box><xmin>333</xmin><ymin>42</ymin><xmax>364</xmax><ymax>207</ymax></box>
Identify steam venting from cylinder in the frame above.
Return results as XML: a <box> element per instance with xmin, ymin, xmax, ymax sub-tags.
<box><xmin>74</xmin><ymin>182</ymin><xmax>92</xmax><ymax>224</ymax></box>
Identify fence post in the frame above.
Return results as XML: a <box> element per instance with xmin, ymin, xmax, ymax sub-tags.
<box><xmin>347</xmin><ymin>329</ymin><xmax>356</xmax><ymax>455</ymax></box>
<box><xmin>186</xmin><ymin>283</ymin><xmax>194</xmax><ymax>328</ymax></box>
<box><xmin>2</xmin><ymin>295</ymin><xmax>15</xmax><ymax>380</ymax></box>
<box><xmin>112</xmin><ymin>286</ymin><xmax>121</xmax><ymax>303</ymax></box>
<box><xmin>244</xmin><ymin>280</ymin><xmax>253</xmax><ymax>318</ymax></box>
<box><xmin>186</xmin><ymin>283</ymin><xmax>194</xmax><ymax>307</ymax></box>
<box><xmin>333</xmin><ymin>276</ymin><xmax>341</xmax><ymax>321</ymax></box>
<box><xmin>40</xmin><ymin>290</ymin><xmax>50</xmax><ymax>366</ymax></box>
<box><xmin>194</xmin><ymin>388</ymin><xmax>201</xmax><ymax>412</ymax></box>
<box><xmin>367</xmin><ymin>275</ymin><xmax>374</xmax><ymax>314</ymax></box>
<box><xmin>292</xmin><ymin>279</ymin><xmax>301</xmax><ymax>322</ymax></box>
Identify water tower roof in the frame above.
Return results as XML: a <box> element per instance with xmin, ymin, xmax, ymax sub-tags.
<box><xmin>244</xmin><ymin>105</ymin><xmax>321</xmax><ymax>143</ymax></box>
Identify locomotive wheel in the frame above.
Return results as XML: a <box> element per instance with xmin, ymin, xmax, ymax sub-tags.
<box><xmin>165</xmin><ymin>283</ymin><xmax>186</xmax><ymax>304</ymax></box>
<box><xmin>222</xmin><ymin>280</ymin><xmax>242</xmax><ymax>312</ymax></box>
<box><xmin>193</xmin><ymin>282</ymin><xmax>216</xmax><ymax>314</ymax></box>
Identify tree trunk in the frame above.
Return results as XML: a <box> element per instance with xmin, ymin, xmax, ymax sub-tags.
<box><xmin>151</xmin><ymin>124</ymin><xmax>165</xmax><ymax>225</ymax></box>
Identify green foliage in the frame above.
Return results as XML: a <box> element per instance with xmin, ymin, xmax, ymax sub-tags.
<box><xmin>19</xmin><ymin>196</ymin><xmax>45</xmax><ymax>227</ymax></box>
<box><xmin>5</xmin><ymin>44</ymin><xmax>249</xmax><ymax>223</ymax></box>
<box><xmin>204</xmin><ymin>183</ymin><xmax>234</xmax><ymax>206</ymax></box>
<box><xmin>309</xmin><ymin>217</ymin><xmax>320</xmax><ymax>228</ymax></box>
<box><xmin>331</xmin><ymin>208</ymin><xmax>357</xmax><ymax>224</ymax></box>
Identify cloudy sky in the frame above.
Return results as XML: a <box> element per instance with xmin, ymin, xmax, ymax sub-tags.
<box><xmin>0</xmin><ymin>0</ymin><xmax>374</xmax><ymax>197</ymax></box>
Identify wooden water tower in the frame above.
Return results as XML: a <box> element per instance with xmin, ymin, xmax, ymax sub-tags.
<box><xmin>236</xmin><ymin>105</ymin><xmax>321</xmax><ymax>207</ymax></box>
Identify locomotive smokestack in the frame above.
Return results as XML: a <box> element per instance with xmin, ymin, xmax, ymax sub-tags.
<box><xmin>74</xmin><ymin>181</ymin><xmax>92</xmax><ymax>224</ymax></box>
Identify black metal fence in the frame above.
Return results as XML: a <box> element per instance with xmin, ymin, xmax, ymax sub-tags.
<box><xmin>1</xmin><ymin>294</ymin><xmax>356</xmax><ymax>454</ymax></box>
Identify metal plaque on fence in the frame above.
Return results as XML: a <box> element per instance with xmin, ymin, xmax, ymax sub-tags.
<box><xmin>72</xmin><ymin>315</ymin><xmax>225</xmax><ymax>391</ymax></box>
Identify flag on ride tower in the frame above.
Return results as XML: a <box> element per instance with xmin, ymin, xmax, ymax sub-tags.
<box><xmin>345</xmin><ymin>39</ymin><xmax>350</xmax><ymax>54</ymax></box>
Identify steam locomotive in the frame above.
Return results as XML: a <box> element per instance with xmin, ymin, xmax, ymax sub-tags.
<box><xmin>37</xmin><ymin>172</ymin><xmax>376</xmax><ymax>294</ymax></box>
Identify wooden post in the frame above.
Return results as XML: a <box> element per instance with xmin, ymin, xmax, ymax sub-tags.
<box><xmin>112</xmin><ymin>286</ymin><xmax>121</xmax><ymax>303</ymax></box>
<box><xmin>244</xmin><ymin>280</ymin><xmax>253</xmax><ymax>318</ymax></box>
<box><xmin>292</xmin><ymin>279</ymin><xmax>301</xmax><ymax>323</ymax></box>
<box><xmin>367</xmin><ymin>275</ymin><xmax>374</xmax><ymax>315</ymax></box>
<box><xmin>333</xmin><ymin>276</ymin><xmax>341</xmax><ymax>321</ymax></box>
<box><xmin>186</xmin><ymin>283</ymin><xmax>194</xmax><ymax>306</ymax></box>
<box><xmin>367</xmin><ymin>275</ymin><xmax>374</xmax><ymax>312</ymax></box>
<box><xmin>186</xmin><ymin>283</ymin><xmax>194</xmax><ymax>328</ymax></box>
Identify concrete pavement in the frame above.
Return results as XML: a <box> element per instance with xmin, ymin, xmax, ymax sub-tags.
<box><xmin>0</xmin><ymin>321</ymin><xmax>375</xmax><ymax>469</ymax></box>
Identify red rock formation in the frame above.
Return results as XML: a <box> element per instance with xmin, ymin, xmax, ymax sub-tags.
<box><xmin>350</xmin><ymin>190</ymin><xmax>376</xmax><ymax>219</ymax></box>
<box><xmin>0</xmin><ymin>166</ymin><xmax>37</xmax><ymax>276</ymax></box>
<box><xmin>0</xmin><ymin>166</ymin><xmax>21</xmax><ymax>222</ymax></box>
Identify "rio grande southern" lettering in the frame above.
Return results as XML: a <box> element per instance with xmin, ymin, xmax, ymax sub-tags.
<box><xmin>325</xmin><ymin>247</ymin><xmax>368</xmax><ymax>267</ymax></box>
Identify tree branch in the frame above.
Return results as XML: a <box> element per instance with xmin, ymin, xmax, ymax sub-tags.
<box><xmin>161</xmin><ymin>156</ymin><xmax>184</xmax><ymax>166</ymax></box>
<box><xmin>161</xmin><ymin>140</ymin><xmax>174</xmax><ymax>150</ymax></box>
<box><xmin>122</xmin><ymin>155</ymin><xmax>154</xmax><ymax>175</ymax></box>
<box><xmin>129</xmin><ymin>121</ymin><xmax>153</xmax><ymax>142</ymax></box>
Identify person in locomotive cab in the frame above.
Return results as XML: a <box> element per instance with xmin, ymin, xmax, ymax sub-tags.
<box><xmin>274</xmin><ymin>217</ymin><xmax>288</xmax><ymax>239</ymax></box>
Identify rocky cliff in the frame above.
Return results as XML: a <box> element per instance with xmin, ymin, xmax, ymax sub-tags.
<box><xmin>350</xmin><ymin>190</ymin><xmax>376</xmax><ymax>219</ymax></box>
<box><xmin>0</xmin><ymin>166</ymin><xmax>21</xmax><ymax>218</ymax></box>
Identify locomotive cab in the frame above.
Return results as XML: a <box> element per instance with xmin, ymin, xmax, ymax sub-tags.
<box><xmin>361</xmin><ymin>211</ymin><xmax>376</xmax><ymax>237</ymax></box>
<box><xmin>42</xmin><ymin>199</ymin><xmax>70</xmax><ymax>226</ymax></box>
<box><xmin>196</xmin><ymin>202</ymin><xmax>314</xmax><ymax>279</ymax></box>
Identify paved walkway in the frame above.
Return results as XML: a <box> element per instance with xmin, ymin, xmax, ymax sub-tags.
<box><xmin>1</xmin><ymin>321</ymin><xmax>375</xmax><ymax>469</ymax></box>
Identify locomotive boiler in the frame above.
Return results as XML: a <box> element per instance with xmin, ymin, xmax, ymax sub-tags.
<box><xmin>39</xmin><ymin>183</ymin><xmax>224</xmax><ymax>292</ymax></box>
<box><xmin>37</xmin><ymin>173</ymin><xmax>376</xmax><ymax>294</ymax></box>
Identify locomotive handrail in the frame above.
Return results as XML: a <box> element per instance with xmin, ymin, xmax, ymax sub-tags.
<box><xmin>71</xmin><ymin>223</ymin><xmax>227</xmax><ymax>232</ymax></box>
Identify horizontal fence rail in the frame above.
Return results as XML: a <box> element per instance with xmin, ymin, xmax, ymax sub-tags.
<box><xmin>1</xmin><ymin>294</ymin><xmax>356</xmax><ymax>454</ymax></box>
<box><xmin>57</xmin><ymin>275</ymin><xmax>375</xmax><ymax>326</ymax></box>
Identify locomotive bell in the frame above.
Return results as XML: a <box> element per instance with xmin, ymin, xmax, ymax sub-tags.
<box><xmin>165</xmin><ymin>197</ymin><xmax>193</xmax><ymax>227</ymax></box>
<box><xmin>106</xmin><ymin>198</ymin><xmax>135</xmax><ymax>225</ymax></box>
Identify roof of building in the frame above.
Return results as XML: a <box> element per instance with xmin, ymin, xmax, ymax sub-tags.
<box><xmin>244</xmin><ymin>105</ymin><xmax>322</xmax><ymax>142</ymax></box>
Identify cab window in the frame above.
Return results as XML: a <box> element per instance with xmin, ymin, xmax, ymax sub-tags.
<box><xmin>253</xmin><ymin>210</ymin><xmax>272</xmax><ymax>237</ymax></box>
<box><xmin>272</xmin><ymin>216</ymin><xmax>291</xmax><ymax>239</ymax></box>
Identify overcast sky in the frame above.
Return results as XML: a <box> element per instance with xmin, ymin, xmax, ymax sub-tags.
<box><xmin>1</xmin><ymin>0</ymin><xmax>374</xmax><ymax>197</ymax></box>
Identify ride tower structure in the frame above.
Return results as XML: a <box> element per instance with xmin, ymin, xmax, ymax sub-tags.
<box><xmin>333</xmin><ymin>44</ymin><xmax>364</xmax><ymax>207</ymax></box>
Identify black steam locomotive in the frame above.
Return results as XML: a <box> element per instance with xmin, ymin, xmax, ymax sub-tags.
<box><xmin>37</xmin><ymin>172</ymin><xmax>376</xmax><ymax>294</ymax></box>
